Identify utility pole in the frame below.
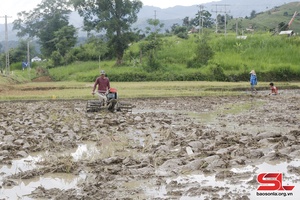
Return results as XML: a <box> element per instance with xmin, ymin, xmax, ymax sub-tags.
<box><xmin>0</xmin><ymin>15</ymin><xmax>12</xmax><ymax>75</ymax></box>
<box><xmin>198</xmin><ymin>5</ymin><xmax>204</xmax><ymax>38</ymax></box>
<box><xmin>212</xmin><ymin>4</ymin><xmax>230</xmax><ymax>35</ymax></box>
<box><xmin>223</xmin><ymin>4</ymin><xmax>230</xmax><ymax>36</ymax></box>
<box><xmin>99</xmin><ymin>55</ymin><xmax>101</xmax><ymax>72</ymax></box>
<box><xmin>27</xmin><ymin>40</ymin><xmax>31</xmax><ymax>79</ymax></box>
<box><xmin>236</xmin><ymin>19</ymin><xmax>238</xmax><ymax>36</ymax></box>
<box><xmin>211</xmin><ymin>4</ymin><xmax>219</xmax><ymax>33</ymax></box>
<box><xmin>27</xmin><ymin>40</ymin><xmax>31</xmax><ymax>69</ymax></box>
<box><xmin>154</xmin><ymin>10</ymin><xmax>157</xmax><ymax>40</ymax></box>
<box><xmin>235</xmin><ymin>18</ymin><xmax>243</xmax><ymax>36</ymax></box>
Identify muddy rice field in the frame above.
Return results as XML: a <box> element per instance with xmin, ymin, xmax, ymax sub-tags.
<box><xmin>0</xmin><ymin>90</ymin><xmax>300</xmax><ymax>200</ymax></box>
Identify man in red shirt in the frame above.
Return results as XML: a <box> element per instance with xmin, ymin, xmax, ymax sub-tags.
<box><xmin>92</xmin><ymin>70</ymin><xmax>110</xmax><ymax>105</ymax></box>
<box><xmin>269</xmin><ymin>82</ymin><xmax>278</xmax><ymax>95</ymax></box>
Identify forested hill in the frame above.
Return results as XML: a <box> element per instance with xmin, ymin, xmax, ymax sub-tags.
<box><xmin>239</xmin><ymin>2</ymin><xmax>300</xmax><ymax>33</ymax></box>
<box><xmin>138</xmin><ymin>0</ymin><xmax>297</xmax><ymax>20</ymax></box>
<box><xmin>0</xmin><ymin>0</ymin><xmax>298</xmax><ymax>42</ymax></box>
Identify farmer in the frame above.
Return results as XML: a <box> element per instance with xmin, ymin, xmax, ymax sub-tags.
<box><xmin>269</xmin><ymin>82</ymin><xmax>279</xmax><ymax>95</ymax></box>
<box><xmin>92</xmin><ymin>70</ymin><xmax>110</xmax><ymax>105</ymax></box>
<box><xmin>250</xmin><ymin>70</ymin><xmax>258</xmax><ymax>94</ymax></box>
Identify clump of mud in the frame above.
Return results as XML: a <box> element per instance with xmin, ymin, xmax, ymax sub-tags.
<box><xmin>1</xmin><ymin>91</ymin><xmax>300</xmax><ymax>199</ymax></box>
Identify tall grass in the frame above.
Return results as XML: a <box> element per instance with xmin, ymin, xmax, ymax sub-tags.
<box><xmin>210</xmin><ymin>33</ymin><xmax>300</xmax><ymax>76</ymax></box>
<box><xmin>156</xmin><ymin>35</ymin><xmax>197</xmax><ymax>64</ymax></box>
<box><xmin>32</xmin><ymin>32</ymin><xmax>300</xmax><ymax>82</ymax></box>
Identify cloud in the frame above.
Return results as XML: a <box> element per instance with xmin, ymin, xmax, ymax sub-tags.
<box><xmin>141</xmin><ymin>0</ymin><xmax>213</xmax><ymax>8</ymax></box>
<box><xmin>0</xmin><ymin>0</ymin><xmax>42</xmax><ymax>22</ymax></box>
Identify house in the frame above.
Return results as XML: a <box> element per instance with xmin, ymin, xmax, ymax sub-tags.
<box><xmin>31</xmin><ymin>56</ymin><xmax>42</xmax><ymax>62</ymax></box>
<box><xmin>236</xmin><ymin>36</ymin><xmax>247</xmax><ymax>40</ymax></box>
<box><xmin>279</xmin><ymin>30</ymin><xmax>294</xmax><ymax>37</ymax></box>
<box><xmin>188</xmin><ymin>27</ymin><xmax>198</xmax><ymax>34</ymax></box>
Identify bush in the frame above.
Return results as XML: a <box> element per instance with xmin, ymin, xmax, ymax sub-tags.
<box><xmin>187</xmin><ymin>34</ymin><xmax>214</xmax><ymax>68</ymax></box>
<box><xmin>143</xmin><ymin>51</ymin><xmax>162</xmax><ymax>72</ymax></box>
<box><xmin>51</xmin><ymin>51</ymin><xmax>63</xmax><ymax>67</ymax></box>
<box><xmin>176</xmin><ymin>32</ymin><xmax>189</xmax><ymax>39</ymax></box>
<box><xmin>208</xmin><ymin>65</ymin><xmax>227</xmax><ymax>81</ymax></box>
<box><xmin>35</xmin><ymin>66</ymin><xmax>49</xmax><ymax>76</ymax></box>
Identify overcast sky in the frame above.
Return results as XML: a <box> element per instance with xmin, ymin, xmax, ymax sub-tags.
<box><xmin>0</xmin><ymin>0</ymin><xmax>214</xmax><ymax>23</ymax></box>
<box><xmin>141</xmin><ymin>0</ymin><xmax>214</xmax><ymax>8</ymax></box>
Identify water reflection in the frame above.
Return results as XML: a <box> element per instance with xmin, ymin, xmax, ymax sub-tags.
<box><xmin>0</xmin><ymin>143</ymin><xmax>94</xmax><ymax>199</ymax></box>
<box><xmin>146</xmin><ymin>160</ymin><xmax>300</xmax><ymax>200</ymax></box>
<box><xmin>0</xmin><ymin>172</ymin><xmax>86</xmax><ymax>200</ymax></box>
<box><xmin>71</xmin><ymin>142</ymin><xmax>101</xmax><ymax>161</ymax></box>
<box><xmin>0</xmin><ymin>155</ymin><xmax>40</xmax><ymax>177</ymax></box>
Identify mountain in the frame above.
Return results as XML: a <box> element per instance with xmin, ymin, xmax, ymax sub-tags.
<box><xmin>239</xmin><ymin>2</ymin><xmax>300</xmax><ymax>33</ymax></box>
<box><xmin>138</xmin><ymin>0</ymin><xmax>298</xmax><ymax>20</ymax></box>
<box><xmin>70</xmin><ymin>0</ymin><xmax>300</xmax><ymax>34</ymax></box>
<box><xmin>209</xmin><ymin>0</ymin><xmax>298</xmax><ymax>18</ymax></box>
<box><xmin>0</xmin><ymin>0</ymin><xmax>298</xmax><ymax>44</ymax></box>
<box><xmin>134</xmin><ymin>0</ymin><xmax>298</xmax><ymax>31</ymax></box>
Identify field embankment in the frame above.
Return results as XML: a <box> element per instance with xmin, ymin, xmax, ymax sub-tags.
<box><xmin>1</xmin><ymin>74</ymin><xmax>300</xmax><ymax>101</ymax></box>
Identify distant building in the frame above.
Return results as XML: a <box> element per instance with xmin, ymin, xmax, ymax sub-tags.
<box><xmin>246</xmin><ymin>28</ymin><xmax>255</xmax><ymax>32</ymax></box>
<box><xmin>237</xmin><ymin>36</ymin><xmax>247</xmax><ymax>40</ymax></box>
<box><xmin>279</xmin><ymin>30</ymin><xmax>294</xmax><ymax>37</ymax></box>
<box><xmin>31</xmin><ymin>56</ymin><xmax>42</xmax><ymax>62</ymax></box>
<box><xmin>188</xmin><ymin>27</ymin><xmax>198</xmax><ymax>34</ymax></box>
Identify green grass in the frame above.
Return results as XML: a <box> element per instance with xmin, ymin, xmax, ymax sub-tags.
<box><xmin>3</xmin><ymin>3</ymin><xmax>300</xmax><ymax>90</ymax></box>
<box><xmin>2</xmin><ymin>3</ymin><xmax>300</xmax><ymax>84</ymax></box>
<box><xmin>38</xmin><ymin>32</ymin><xmax>300</xmax><ymax>83</ymax></box>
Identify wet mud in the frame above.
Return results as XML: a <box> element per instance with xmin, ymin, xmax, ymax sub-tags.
<box><xmin>1</xmin><ymin>90</ymin><xmax>300</xmax><ymax>199</ymax></box>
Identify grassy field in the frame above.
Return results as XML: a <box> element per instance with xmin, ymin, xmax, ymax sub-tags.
<box><xmin>4</xmin><ymin>31</ymin><xmax>300</xmax><ymax>84</ymax></box>
<box><xmin>40</xmin><ymin>33</ymin><xmax>300</xmax><ymax>83</ymax></box>
<box><xmin>1</xmin><ymin>76</ymin><xmax>300</xmax><ymax>101</ymax></box>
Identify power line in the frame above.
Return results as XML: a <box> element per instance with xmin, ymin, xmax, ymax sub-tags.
<box><xmin>198</xmin><ymin>5</ymin><xmax>204</xmax><ymax>37</ymax></box>
<box><xmin>212</xmin><ymin>4</ymin><xmax>230</xmax><ymax>35</ymax></box>
<box><xmin>211</xmin><ymin>4</ymin><xmax>220</xmax><ymax>33</ymax></box>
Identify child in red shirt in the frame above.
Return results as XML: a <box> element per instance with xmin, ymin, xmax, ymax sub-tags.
<box><xmin>269</xmin><ymin>82</ymin><xmax>278</xmax><ymax>95</ymax></box>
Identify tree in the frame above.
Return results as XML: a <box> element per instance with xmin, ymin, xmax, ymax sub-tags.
<box><xmin>187</xmin><ymin>32</ymin><xmax>214</xmax><ymax>68</ymax></box>
<box><xmin>0</xmin><ymin>40</ymin><xmax>36</xmax><ymax>71</ymax></box>
<box><xmin>140</xmin><ymin>18</ymin><xmax>164</xmax><ymax>71</ymax></box>
<box><xmin>12</xmin><ymin>0</ymin><xmax>77</xmax><ymax>59</ymax></box>
<box><xmin>53</xmin><ymin>25</ymin><xmax>77</xmax><ymax>57</ymax></box>
<box><xmin>171</xmin><ymin>23</ymin><xmax>180</xmax><ymax>32</ymax></box>
<box><xmin>65</xmin><ymin>36</ymin><xmax>108</xmax><ymax>63</ymax></box>
<box><xmin>9</xmin><ymin>40</ymin><xmax>36</xmax><ymax>64</ymax></box>
<box><xmin>191</xmin><ymin>10</ymin><xmax>214</xmax><ymax>28</ymax></box>
<box><xmin>216</xmin><ymin>14</ymin><xmax>230</xmax><ymax>31</ymax></box>
<box><xmin>278</xmin><ymin>22</ymin><xmax>288</xmax><ymax>31</ymax></box>
<box><xmin>182</xmin><ymin>17</ymin><xmax>190</xmax><ymax>27</ymax></box>
<box><xmin>173</xmin><ymin>26</ymin><xmax>188</xmax><ymax>39</ymax></box>
<box><xmin>145</xmin><ymin>19</ymin><xmax>164</xmax><ymax>35</ymax></box>
<box><xmin>72</xmin><ymin>0</ymin><xmax>143</xmax><ymax>65</ymax></box>
<box><xmin>250</xmin><ymin>10</ymin><xmax>257</xmax><ymax>19</ymax></box>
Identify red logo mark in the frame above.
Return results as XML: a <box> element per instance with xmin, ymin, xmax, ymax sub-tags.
<box><xmin>257</xmin><ymin>173</ymin><xmax>295</xmax><ymax>191</ymax></box>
